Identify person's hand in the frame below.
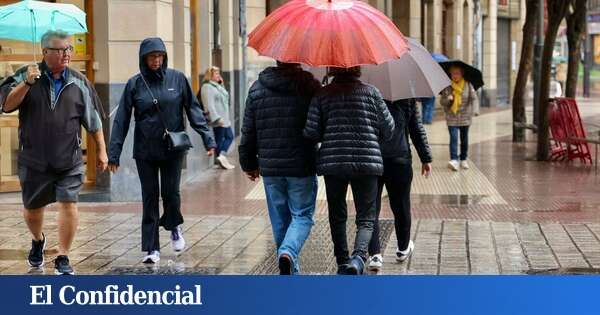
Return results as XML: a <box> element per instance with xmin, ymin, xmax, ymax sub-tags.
<box><xmin>217</xmin><ymin>119</ymin><xmax>225</xmax><ymax>127</ymax></box>
<box><xmin>207</xmin><ymin>148</ymin><xmax>216</xmax><ymax>156</ymax></box>
<box><xmin>421</xmin><ymin>163</ymin><xmax>432</xmax><ymax>178</ymax></box>
<box><xmin>97</xmin><ymin>149</ymin><xmax>108</xmax><ymax>172</ymax></box>
<box><xmin>26</xmin><ymin>64</ymin><xmax>41</xmax><ymax>85</ymax></box>
<box><xmin>447</xmin><ymin>95</ymin><xmax>454</xmax><ymax>101</ymax></box>
<box><xmin>108</xmin><ymin>163</ymin><xmax>119</xmax><ymax>173</ymax></box>
<box><xmin>245</xmin><ymin>170</ymin><xmax>260</xmax><ymax>181</ymax></box>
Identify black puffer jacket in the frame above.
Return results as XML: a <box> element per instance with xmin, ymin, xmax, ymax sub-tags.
<box><xmin>303</xmin><ymin>75</ymin><xmax>395</xmax><ymax>176</ymax></box>
<box><xmin>381</xmin><ymin>99</ymin><xmax>432</xmax><ymax>164</ymax></box>
<box><xmin>238</xmin><ymin>66</ymin><xmax>321</xmax><ymax>177</ymax></box>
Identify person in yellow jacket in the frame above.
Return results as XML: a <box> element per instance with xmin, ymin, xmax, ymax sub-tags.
<box><xmin>440</xmin><ymin>65</ymin><xmax>479</xmax><ymax>171</ymax></box>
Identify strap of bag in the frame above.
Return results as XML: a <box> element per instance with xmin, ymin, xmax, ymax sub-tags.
<box><xmin>139</xmin><ymin>74</ymin><xmax>170</xmax><ymax>134</ymax></box>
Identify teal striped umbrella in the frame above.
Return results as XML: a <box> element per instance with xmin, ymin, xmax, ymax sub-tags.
<box><xmin>0</xmin><ymin>0</ymin><xmax>87</xmax><ymax>61</ymax></box>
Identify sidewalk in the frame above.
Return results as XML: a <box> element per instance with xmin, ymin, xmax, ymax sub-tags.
<box><xmin>0</xmin><ymin>98</ymin><xmax>600</xmax><ymax>275</ymax></box>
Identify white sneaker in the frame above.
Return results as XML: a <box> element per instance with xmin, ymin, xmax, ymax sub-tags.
<box><xmin>396</xmin><ymin>240</ymin><xmax>414</xmax><ymax>262</ymax></box>
<box><xmin>143</xmin><ymin>250</ymin><xmax>160</xmax><ymax>264</ymax></box>
<box><xmin>368</xmin><ymin>254</ymin><xmax>383</xmax><ymax>271</ymax></box>
<box><xmin>216</xmin><ymin>155</ymin><xmax>235</xmax><ymax>170</ymax></box>
<box><xmin>460</xmin><ymin>160</ymin><xmax>469</xmax><ymax>169</ymax></box>
<box><xmin>448</xmin><ymin>160</ymin><xmax>460</xmax><ymax>171</ymax></box>
<box><xmin>171</xmin><ymin>225</ymin><xmax>186</xmax><ymax>252</ymax></box>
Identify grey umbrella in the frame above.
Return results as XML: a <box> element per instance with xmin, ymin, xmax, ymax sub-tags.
<box><xmin>306</xmin><ymin>38</ymin><xmax>451</xmax><ymax>101</ymax></box>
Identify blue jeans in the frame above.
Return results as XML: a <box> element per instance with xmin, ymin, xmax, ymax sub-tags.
<box><xmin>263</xmin><ymin>176</ymin><xmax>318</xmax><ymax>274</ymax></box>
<box><xmin>213</xmin><ymin>126</ymin><xmax>234</xmax><ymax>156</ymax></box>
<box><xmin>421</xmin><ymin>97</ymin><xmax>435</xmax><ymax>124</ymax></box>
<box><xmin>448</xmin><ymin>126</ymin><xmax>470</xmax><ymax>161</ymax></box>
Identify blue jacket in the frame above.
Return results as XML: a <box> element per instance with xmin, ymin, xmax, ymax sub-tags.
<box><xmin>109</xmin><ymin>37</ymin><xmax>216</xmax><ymax>164</ymax></box>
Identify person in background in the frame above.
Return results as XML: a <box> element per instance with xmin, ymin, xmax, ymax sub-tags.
<box><xmin>201</xmin><ymin>66</ymin><xmax>235</xmax><ymax>170</ymax></box>
<box><xmin>239</xmin><ymin>61</ymin><xmax>321</xmax><ymax>275</ymax></box>
<box><xmin>108</xmin><ymin>37</ymin><xmax>216</xmax><ymax>264</ymax></box>
<box><xmin>440</xmin><ymin>65</ymin><xmax>479</xmax><ymax>172</ymax></box>
<box><xmin>420</xmin><ymin>97</ymin><xmax>435</xmax><ymax>124</ymax></box>
<box><xmin>367</xmin><ymin>98</ymin><xmax>432</xmax><ymax>272</ymax></box>
<box><xmin>304</xmin><ymin>66</ymin><xmax>394</xmax><ymax>275</ymax></box>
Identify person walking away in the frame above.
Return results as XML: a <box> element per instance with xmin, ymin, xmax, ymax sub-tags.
<box><xmin>367</xmin><ymin>98</ymin><xmax>432</xmax><ymax>272</ymax></box>
<box><xmin>0</xmin><ymin>30</ymin><xmax>108</xmax><ymax>275</ymax></box>
<box><xmin>108</xmin><ymin>37</ymin><xmax>216</xmax><ymax>264</ymax></box>
<box><xmin>420</xmin><ymin>97</ymin><xmax>435</xmax><ymax>124</ymax></box>
<box><xmin>239</xmin><ymin>61</ymin><xmax>321</xmax><ymax>275</ymax></box>
<box><xmin>201</xmin><ymin>67</ymin><xmax>235</xmax><ymax>170</ymax></box>
<box><xmin>304</xmin><ymin>66</ymin><xmax>395</xmax><ymax>275</ymax></box>
<box><xmin>440</xmin><ymin>65</ymin><xmax>479</xmax><ymax>171</ymax></box>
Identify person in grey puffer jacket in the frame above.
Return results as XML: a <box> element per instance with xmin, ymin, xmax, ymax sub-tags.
<box><xmin>303</xmin><ymin>66</ymin><xmax>394</xmax><ymax>275</ymax></box>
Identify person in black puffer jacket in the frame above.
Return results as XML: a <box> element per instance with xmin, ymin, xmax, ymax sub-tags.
<box><xmin>303</xmin><ymin>66</ymin><xmax>394</xmax><ymax>275</ymax></box>
<box><xmin>239</xmin><ymin>62</ymin><xmax>320</xmax><ymax>275</ymax></box>
<box><xmin>366</xmin><ymin>99</ymin><xmax>433</xmax><ymax>272</ymax></box>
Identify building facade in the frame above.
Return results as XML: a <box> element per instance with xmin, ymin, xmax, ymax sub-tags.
<box><xmin>0</xmin><ymin>0</ymin><xmax>526</xmax><ymax>201</ymax></box>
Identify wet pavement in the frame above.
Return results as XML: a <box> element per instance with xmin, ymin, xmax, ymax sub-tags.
<box><xmin>1</xmin><ymin>98</ymin><xmax>600</xmax><ymax>275</ymax></box>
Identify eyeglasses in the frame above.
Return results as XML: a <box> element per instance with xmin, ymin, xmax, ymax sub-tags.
<box><xmin>45</xmin><ymin>45</ymin><xmax>74</xmax><ymax>56</ymax></box>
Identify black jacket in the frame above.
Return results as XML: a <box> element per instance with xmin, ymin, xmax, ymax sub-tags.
<box><xmin>381</xmin><ymin>99</ymin><xmax>432</xmax><ymax>164</ymax></box>
<box><xmin>239</xmin><ymin>66</ymin><xmax>320</xmax><ymax>177</ymax></box>
<box><xmin>303</xmin><ymin>76</ymin><xmax>395</xmax><ymax>177</ymax></box>
<box><xmin>109</xmin><ymin>38</ymin><xmax>215</xmax><ymax>164</ymax></box>
<box><xmin>0</xmin><ymin>62</ymin><xmax>104</xmax><ymax>172</ymax></box>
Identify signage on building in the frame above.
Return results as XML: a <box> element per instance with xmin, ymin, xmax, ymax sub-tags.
<box><xmin>589</xmin><ymin>22</ymin><xmax>600</xmax><ymax>35</ymax></box>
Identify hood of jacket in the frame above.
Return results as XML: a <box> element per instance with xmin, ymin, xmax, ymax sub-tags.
<box><xmin>258</xmin><ymin>66</ymin><xmax>319</xmax><ymax>96</ymax></box>
<box><xmin>139</xmin><ymin>37</ymin><xmax>168</xmax><ymax>80</ymax></box>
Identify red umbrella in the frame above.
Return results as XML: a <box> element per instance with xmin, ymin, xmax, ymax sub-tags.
<box><xmin>248</xmin><ymin>0</ymin><xmax>409</xmax><ymax>67</ymax></box>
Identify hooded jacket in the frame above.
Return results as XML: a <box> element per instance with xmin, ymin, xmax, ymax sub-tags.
<box><xmin>109</xmin><ymin>38</ymin><xmax>216</xmax><ymax>164</ymax></box>
<box><xmin>239</xmin><ymin>66</ymin><xmax>320</xmax><ymax>177</ymax></box>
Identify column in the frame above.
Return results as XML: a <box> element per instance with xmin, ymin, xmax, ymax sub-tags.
<box><xmin>482</xmin><ymin>0</ymin><xmax>497</xmax><ymax>106</ymax></box>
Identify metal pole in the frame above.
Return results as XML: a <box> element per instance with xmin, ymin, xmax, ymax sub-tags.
<box><xmin>533</xmin><ymin>0</ymin><xmax>544</xmax><ymax>127</ymax></box>
<box><xmin>584</xmin><ymin>33</ymin><xmax>592</xmax><ymax>97</ymax></box>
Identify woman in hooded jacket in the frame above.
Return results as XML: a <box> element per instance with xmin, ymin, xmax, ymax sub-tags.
<box><xmin>108</xmin><ymin>37</ymin><xmax>216</xmax><ymax>264</ymax></box>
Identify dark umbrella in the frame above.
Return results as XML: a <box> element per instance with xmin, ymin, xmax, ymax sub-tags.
<box><xmin>439</xmin><ymin>60</ymin><xmax>484</xmax><ymax>91</ymax></box>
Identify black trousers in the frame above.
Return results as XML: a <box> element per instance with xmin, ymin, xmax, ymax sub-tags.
<box><xmin>136</xmin><ymin>156</ymin><xmax>184</xmax><ymax>252</ymax></box>
<box><xmin>369</xmin><ymin>161</ymin><xmax>413</xmax><ymax>255</ymax></box>
<box><xmin>324</xmin><ymin>175</ymin><xmax>378</xmax><ymax>265</ymax></box>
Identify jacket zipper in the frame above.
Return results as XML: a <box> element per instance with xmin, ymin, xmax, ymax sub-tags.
<box><xmin>52</xmin><ymin>81</ymin><xmax>74</xmax><ymax>110</ymax></box>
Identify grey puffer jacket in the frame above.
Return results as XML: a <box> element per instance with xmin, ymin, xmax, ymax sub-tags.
<box><xmin>303</xmin><ymin>75</ymin><xmax>395</xmax><ymax>177</ymax></box>
<box><xmin>440</xmin><ymin>82</ymin><xmax>479</xmax><ymax>127</ymax></box>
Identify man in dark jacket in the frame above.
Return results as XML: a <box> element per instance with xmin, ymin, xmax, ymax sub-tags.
<box><xmin>0</xmin><ymin>30</ymin><xmax>108</xmax><ymax>275</ymax></box>
<box><xmin>367</xmin><ymin>99</ymin><xmax>433</xmax><ymax>272</ymax></box>
<box><xmin>108</xmin><ymin>38</ymin><xmax>215</xmax><ymax>264</ymax></box>
<box><xmin>239</xmin><ymin>61</ymin><xmax>320</xmax><ymax>275</ymax></box>
<box><xmin>303</xmin><ymin>66</ymin><xmax>395</xmax><ymax>275</ymax></box>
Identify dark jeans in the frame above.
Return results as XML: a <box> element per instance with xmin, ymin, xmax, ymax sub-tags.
<box><xmin>136</xmin><ymin>156</ymin><xmax>184</xmax><ymax>252</ymax></box>
<box><xmin>324</xmin><ymin>175</ymin><xmax>378</xmax><ymax>265</ymax></box>
<box><xmin>369</xmin><ymin>162</ymin><xmax>413</xmax><ymax>255</ymax></box>
<box><xmin>421</xmin><ymin>97</ymin><xmax>435</xmax><ymax>124</ymax></box>
<box><xmin>213</xmin><ymin>126</ymin><xmax>234</xmax><ymax>156</ymax></box>
<box><xmin>448</xmin><ymin>126</ymin><xmax>470</xmax><ymax>161</ymax></box>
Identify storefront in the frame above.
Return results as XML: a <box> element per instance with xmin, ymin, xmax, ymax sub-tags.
<box><xmin>0</xmin><ymin>0</ymin><xmax>96</xmax><ymax>192</ymax></box>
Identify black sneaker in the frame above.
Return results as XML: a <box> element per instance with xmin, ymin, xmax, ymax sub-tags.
<box><xmin>336</xmin><ymin>264</ymin><xmax>349</xmax><ymax>275</ymax></box>
<box><xmin>54</xmin><ymin>255</ymin><xmax>74</xmax><ymax>275</ymax></box>
<box><xmin>27</xmin><ymin>234</ymin><xmax>46</xmax><ymax>268</ymax></box>
<box><xmin>345</xmin><ymin>256</ymin><xmax>365</xmax><ymax>275</ymax></box>
<box><xmin>278</xmin><ymin>254</ymin><xmax>293</xmax><ymax>275</ymax></box>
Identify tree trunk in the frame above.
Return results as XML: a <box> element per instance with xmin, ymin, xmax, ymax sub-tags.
<box><xmin>512</xmin><ymin>0</ymin><xmax>539</xmax><ymax>143</ymax></box>
<box><xmin>537</xmin><ymin>0</ymin><xmax>570</xmax><ymax>161</ymax></box>
<box><xmin>565</xmin><ymin>0</ymin><xmax>587</xmax><ymax>98</ymax></box>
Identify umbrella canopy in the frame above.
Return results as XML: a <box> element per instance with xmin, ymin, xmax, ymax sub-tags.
<box><xmin>306</xmin><ymin>38</ymin><xmax>451</xmax><ymax>101</ymax></box>
<box><xmin>0</xmin><ymin>0</ymin><xmax>87</xmax><ymax>42</ymax></box>
<box><xmin>248</xmin><ymin>0</ymin><xmax>408</xmax><ymax>67</ymax></box>
<box><xmin>439</xmin><ymin>60</ymin><xmax>484</xmax><ymax>91</ymax></box>
<box><xmin>431</xmin><ymin>52</ymin><xmax>449</xmax><ymax>62</ymax></box>
<box><xmin>360</xmin><ymin>38</ymin><xmax>451</xmax><ymax>101</ymax></box>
